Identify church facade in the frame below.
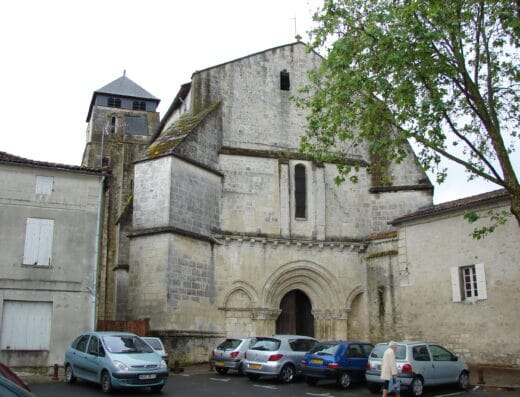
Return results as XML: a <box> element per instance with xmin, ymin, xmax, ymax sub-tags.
<box><xmin>82</xmin><ymin>42</ymin><xmax>519</xmax><ymax>369</ymax></box>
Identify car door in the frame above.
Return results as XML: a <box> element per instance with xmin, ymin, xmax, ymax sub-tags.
<box><xmin>428</xmin><ymin>344</ymin><xmax>460</xmax><ymax>384</ymax></box>
<box><xmin>83</xmin><ymin>336</ymin><xmax>103</xmax><ymax>382</ymax></box>
<box><xmin>411</xmin><ymin>344</ymin><xmax>436</xmax><ymax>385</ymax></box>
<box><xmin>69</xmin><ymin>334</ymin><xmax>90</xmax><ymax>379</ymax></box>
<box><xmin>344</xmin><ymin>343</ymin><xmax>366</xmax><ymax>379</ymax></box>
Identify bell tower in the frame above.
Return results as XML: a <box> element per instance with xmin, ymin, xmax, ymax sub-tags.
<box><xmin>82</xmin><ymin>72</ymin><xmax>160</xmax><ymax>322</ymax></box>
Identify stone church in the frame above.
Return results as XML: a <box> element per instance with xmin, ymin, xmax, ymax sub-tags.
<box><xmin>82</xmin><ymin>42</ymin><xmax>519</xmax><ymax>367</ymax></box>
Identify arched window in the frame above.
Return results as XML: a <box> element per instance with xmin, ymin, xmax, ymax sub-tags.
<box><xmin>294</xmin><ymin>164</ymin><xmax>306</xmax><ymax>218</ymax></box>
<box><xmin>139</xmin><ymin>101</ymin><xmax>146</xmax><ymax>110</ymax></box>
<box><xmin>109</xmin><ymin>116</ymin><xmax>116</xmax><ymax>133</ymax></box>
<box><xmin>132</xmin><ymin>101</ymin><xmax>139</xmax><ymax>110</ymax></box>
<box><xmin>108</xmin><ymin>97</ymin><xmax>121</xmax><ymax>108</ymax></box>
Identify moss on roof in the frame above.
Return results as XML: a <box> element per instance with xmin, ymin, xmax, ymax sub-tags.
<box><xmin>144</xmin><ymin>101</ymin><xmax>220</xmax><ymax>160</ymax></box>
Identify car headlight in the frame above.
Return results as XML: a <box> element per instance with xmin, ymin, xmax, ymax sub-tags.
<box><xmin>113</xmin><ymin>360</ymin><xmax>129</xmax><ymax>371</ymax></box>
<box><xmin>160</xmin><ymin>359</ymin><xmax>167</xmax><ymax>369</ymax></box>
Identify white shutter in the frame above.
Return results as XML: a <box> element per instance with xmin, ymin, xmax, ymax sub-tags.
<box><xmin>35</xmin><ymin>176</ymin><xmax>53</xmax><ymax>195</ymax></box>
<box><xmin>450</xmin><ymin>267</ymin><xmax>462</xmax><ymax>302</ymax></box>
<box><xmin>23</xmin><ymin>218</ymin><xmax>39</xmax><ymax>265</ymax></box>
<box><xmin>22</xmin><ymin>218</ymin><xmax>53</xmax><ymax>266</ymax></box>
<box><xmin>38</xmin><ymin>219</ymin><xmax>54</xmax><ymax>266</ymax></box>
<box><xmin>1</xmin><ymin>301</ymin><xmax>52</xmax><ymax>350</ymax></box>
<box><xmin>475</xmin><ymin>263</ymin><xmax>487</xmax><ymax>300</ymax></box>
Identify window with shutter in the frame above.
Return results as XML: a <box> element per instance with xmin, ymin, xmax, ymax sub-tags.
<box><xmin>23</xmin><ymin>218</ymin><xmax>54</xmax><ymax>266</ymax></box>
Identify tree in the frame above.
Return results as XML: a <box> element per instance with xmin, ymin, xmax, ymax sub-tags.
<box><xmin>295</xmin><ymin>0</ymin><xmax>520</xmax><ymax>228</ymax></box>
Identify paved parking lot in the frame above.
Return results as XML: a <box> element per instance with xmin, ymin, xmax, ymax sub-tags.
<box><xmin>29</xmin><ymin>367</ymin><xmax>520</xmax><ymax>397</ymax></box>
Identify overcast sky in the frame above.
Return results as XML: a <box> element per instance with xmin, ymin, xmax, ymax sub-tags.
<box><xmin>0</xmin><ymin>0</ymin><xmax>506</xmax><ymax>204</ymax></box>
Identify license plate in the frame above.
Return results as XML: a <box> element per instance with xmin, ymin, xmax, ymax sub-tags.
<box><xmin>310</xmin><ymin>359</ymin><xmax>323</xmax><ymax>364</ymax></box>
<box><xmin>139</xmin><ymin>374</ymin><xmax>157</xmax><ymax>380</ymax></box>
<box><xmin>249</xmin><ymin>364</ymin><xmax>261</xmax><ymax>370</ymax></box>
<box><xmin>215</xmin><ymin>361</ymin><xmax>225</xmax><ymax>367</ymax></box>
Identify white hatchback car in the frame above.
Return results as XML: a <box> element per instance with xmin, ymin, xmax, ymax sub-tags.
<box><xmin>365</xmin><ymin>342</ymin><xmax>469</xmax><ymax>396</ymax></box>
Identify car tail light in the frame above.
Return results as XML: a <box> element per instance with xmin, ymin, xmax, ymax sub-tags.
<box><xmin>366</xmin><ymin>362</ymin><xmax>371</xmax><ymax>370</ymax></box>
<box><xmin>327</xmin><ymin>362</ymin><xmax>340</xmax><ymax>369</ymax></box>
<box><xmin>402</xmin><ymin>364</ymin><xmax>413</xmax><ymax>373</ymax></box>
<box><xmin>268</xmin><ymin>354</ymin><xmax>284</xmax><ymax>361</ymax></box>
<box><xmin>211</xmin><ymin>350</ymin><xmax>215</xmax><ymax>357</ymax></box>
<box><xmin>301</xmin><ymin>360</ymin><xmax>306</xmax><ymax>367</ymax></box>
<box><xmin>230</xmin><ymin>351</ymin><xmax>239</xmax><ymax>359</ymax></box>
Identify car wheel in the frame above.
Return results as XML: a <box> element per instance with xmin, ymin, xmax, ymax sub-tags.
<box><xmin>247</xmin><ymin>373</ymin><xmax>260</xmax><ymax>381</ymax></box>
<box><xmin>367</xmin><ymin>382</ymin><xmax>381</xmax><ymax>394</ymax></box>
<box><xmin>101</xmin><ymin>370</ymin><xmax>113</xmax><ymax>394</ymax></box>
<box><xmin>409</xmin><ymin>376</ymin><xmax>424</xmax><ymax>397</ymax></box>
<box><xmin>151</xmin><ymin>384</ymin><xmax>164</xmax><ymax>393</ymax></box>
<box><xmin>278</xmin><ymin>364</ymin><xmax>296</xmax><ymax>383</ymax></box>
<box><xmin>337</xmin><ymin>371</ymin><xmax>351</xmax><ymax>389</ymax></box>
<box><xmin>305</xmin><ymin>376</ymin><xmax>318</xmax><ymax>386</ymax></box>
<box><xmin>65</xmin><ymin>364</ymin><xmax>76</xmax><ymax>384</ymax></box>
<box><xmin>215</xmin><ymin>367</ymin><xmax>229</xmax><ymax>375</ymax></box>
<box><xmin>458</xmin><ymin>371</ymin><xmax>469</xmax><ymax>390</ymax></box>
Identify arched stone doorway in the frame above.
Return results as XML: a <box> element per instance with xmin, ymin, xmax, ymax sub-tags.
<box><xmin>275</xmin><ymin>289</ymin><xmax>315</xmax><ymax>337</ymax></box>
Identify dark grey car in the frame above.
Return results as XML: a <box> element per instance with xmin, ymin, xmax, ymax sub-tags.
<box><xmin>210</xmin><ymin>338</ymin><xmax>256</xmax><ymax>375</ymax></box>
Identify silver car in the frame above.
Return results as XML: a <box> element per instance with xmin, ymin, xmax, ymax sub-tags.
<box><xmin>142</xmin><ymin>337</ymin><xmax>169</xmax><ymax>367</ymax></box>
<box><xmin>210</xmin><ymin>338</ymin><xmax>256</xmax><ymax>375</ymax></box>
<box><xmin>244</xmin><ymin>335</ymin><xmax>319</xmax><ymax>383</ymax></box>
<box><xmin>365</xmin><ymin>342</ymin><xmax>469</xmax><ymax>396</ymax></box>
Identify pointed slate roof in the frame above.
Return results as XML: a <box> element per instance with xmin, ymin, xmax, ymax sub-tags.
<box><xmin>86</xmin><ymin>73</ymin><xmax>160</xmax><ymax>122</ymax></box>
<box><xmin>95</xmin><ymin>74</ymin><xmax>159</xmax><ymax>100</ymax></box>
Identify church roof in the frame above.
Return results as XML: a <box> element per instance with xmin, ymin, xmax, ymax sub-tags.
<box><xmin>143</xmin><ymin>101</ymin><xmax>220</xmax><ymax>161</ymax></box>
<box><xmin>95</xmin><ymin>74</ymin><xmax>159</xmax><ymax>100</ymax></box>
<box><xmin>86</xmin><ymin>73</ymin><xmax>159</xmax><ymax>122</ymax></box>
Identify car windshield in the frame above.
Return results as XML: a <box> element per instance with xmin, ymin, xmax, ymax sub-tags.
<box><xmin>250</xmin><ymin>338</ymin><xmax>281</xmax><ymax>351</ymax></box>
<box><xmin>370</xmin><ymin>343</ymin><xmax>406</xmax><ymax>360</ymax></box>
<box><xmin>217</xmin><ymin>339</ymin><xmax>242</xmax><ymax>350</ymax></box>
<box><xmin>102</xmin><ymin>335</ymin><xmax>154</xmax><ymax>354</ymax></box>
<box><xmin>308</xmin><ymin>342</ymin><xmax>339</xmax><ymax>355</ymax></box>
<box><xmin>144</xmin><ymin>338</ymin><xmax>163</xmax><ymax>350</ymax></box>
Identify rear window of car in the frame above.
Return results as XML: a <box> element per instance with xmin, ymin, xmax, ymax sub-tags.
<box><xmin>217</xmin><ymin>339</ymin><xmax>242</xmax><ymax>350</ymax></box>
<box><xmin>370</xmin><ymin>343</ymin><xmax>406</xmax><ymax>360</ymax></box>
<box><xmin>144</xmin><ymin>338</ymin><xmax>163</xmax><ymax>350</ymax></box>
<box><xmin>250</xmin><ymin>338</ymin><xmax>281</xmax><ymax>351</ymax></box>
<box><xmin>308</xmin><ymin>342</ymin><xmax>339</xmax><ymax>355</ymax></box>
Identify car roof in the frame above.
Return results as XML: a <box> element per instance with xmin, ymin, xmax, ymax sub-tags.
<box><xmin>85</xmin><ymin>331</ymin><xmax>138</xmax><ymax>337</ymax></box>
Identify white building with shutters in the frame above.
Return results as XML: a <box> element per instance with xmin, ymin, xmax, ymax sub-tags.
<box><xmin>0</xmin><ymin>151</ymin><xmax>106</xmax><ymax>369</ymax></box>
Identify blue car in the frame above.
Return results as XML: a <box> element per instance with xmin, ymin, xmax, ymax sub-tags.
<box><xmin>301</xmin><ymin>341</ymin><xmax>373</xmax><ymax>389</ymax></box>
<box><xmin>64</xmin><ymin>331</ymin><xmax>169</xmax><ymax>393</ymax></box>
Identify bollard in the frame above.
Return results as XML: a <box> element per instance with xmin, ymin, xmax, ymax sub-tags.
<box><xmin>209</xmin><ymin>360</ymin><xmax>214</xmax><ymax>372</ymax></box>
<box><xmin>53</xmin><ymin>363</ymin><xmax>59</xmax><ymax>380</ymax></box>
<box><xmin>173</xmin><ymin>360</ymin><xmax>184</xmax><ymax>374</ymax></box>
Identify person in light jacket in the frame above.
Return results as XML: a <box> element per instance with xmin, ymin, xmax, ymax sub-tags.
<box><xmin>381</xmin><ymin>341</ymin><xmax>400</xmax><ymax>397</ymax></box>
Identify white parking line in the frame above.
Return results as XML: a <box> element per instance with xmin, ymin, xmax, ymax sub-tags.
<box><xmin>434</xmin><ymin>393</ymin><xmax>464</xmax><ymax>397</ymax></box>
<box><xmin>210</xmin><ymin>377</ymin><xmax>231</xmax><ymax>382</ymax></box>
<box><xmin>305</xmin><ymin>393</ymin><xmax>334</xmax><ymax>396</ymax></box>
<box><xmin>253</xmin><ymin>384</ymin><xmax>278</xmax><ymax>389</ymax></box>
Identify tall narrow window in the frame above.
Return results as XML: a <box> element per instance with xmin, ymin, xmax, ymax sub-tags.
<box><xmin>280</xmin><ymin>70</ymin><xmax>290</xmax><ymax>91</ymax></box>
<box><xmin>294</xmin><ymin>164</ymin><xmax>306</xmax><ymax>218</ymax></box>
<box><xmin>109</xmin><ymin>116</ymin><xmax>116</xmax><ymax>133</ymax></box>
<box><xmin>450</xmin><ymin>263</ymin><xmax>487</xmax><ymax>302</ymax></box>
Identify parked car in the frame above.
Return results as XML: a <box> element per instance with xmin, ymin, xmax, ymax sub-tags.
<box><xmin>210</xmin><ymin>337</ymin><xmax>256</xmax><ymax>375</ymax></box>
<box><xmin>244</xmin><ymin>334</ymin><xmax>319</xmax><ymax>383</ymax></box>
<box><xmin>142</xmin><ymin>337</ymin><xmax>169</xmax><ymax>366</ymax></box>
<box><xmin>0</xmin><ymin>362</ymin><xmax>31</xmax><ymax>391</ymax></box>
<box><xmin>64</xmin><ymin>331</ymin><xmax>169</xmax><ymax>393</ymax></box>
<box><xmin>365</xmin><ymin>341</ymin><xmax>469</xmax><ymax>396</ymax></box>
<box><xmin>301</xmin><ymin>341</ymin><xmax>374</xmax><ymax>389</ymax></box>
<box><xmin>0</xmin><ymin>376</ymin><xmax>35</xmax><ymax>397</ymax></box>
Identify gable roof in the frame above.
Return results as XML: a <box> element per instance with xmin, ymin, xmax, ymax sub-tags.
<box><xmin>0</xmin><ymin>151</ymin><xmax>106</xmax><ymax>176</ymax></box>
<box><xmin>391</xmin><ymin>188</ymin><xmax>509</xmax><ymax>225</ymax></box>
<box><xmin>86</xmin><ymin>74</ymin><xmax>160</xmax><ymax>122</ymax></box>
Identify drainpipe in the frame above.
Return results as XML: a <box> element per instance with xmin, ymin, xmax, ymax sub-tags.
<box><xmin>90</xmin><ymin>175</ymin><xmax>105</xmax><ymax>331</ymax></box>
